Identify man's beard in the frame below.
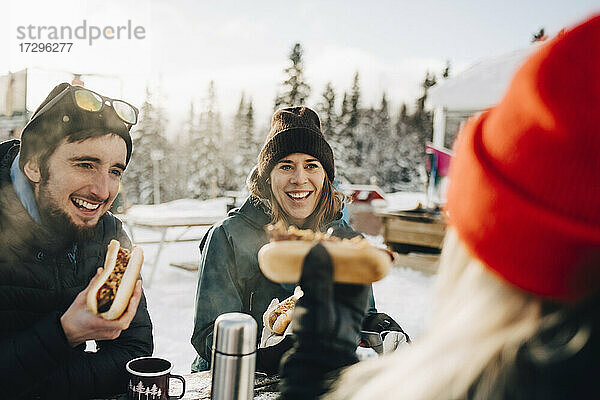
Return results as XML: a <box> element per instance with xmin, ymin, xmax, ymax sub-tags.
<box><xmin>37</xmin><ymin>180</ymin><xmax>102</xmax><ymax>243</ymax></box>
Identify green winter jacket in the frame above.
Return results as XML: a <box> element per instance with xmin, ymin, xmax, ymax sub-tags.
<box><xmin>191</xmin><ymin>196</ymin><xmax>376</xmax><ymax>372</ymax></box>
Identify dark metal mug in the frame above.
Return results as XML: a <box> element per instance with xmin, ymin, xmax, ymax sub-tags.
<box><xmin>126</xmin><ymin>356</ymin><xmax>185</xmax><ymax>400</ymax></box>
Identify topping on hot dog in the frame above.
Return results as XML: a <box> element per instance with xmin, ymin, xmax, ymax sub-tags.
<box><xmin>265</xmin><ymin>221</ymin><xmax>394</xmax><ymax>259</ymax></box>
<box><xmin>87</xmin><ymin>240</ymin><xmax>144</xmax><ymax>320</ymax></box>
<box><xmin>264</xmin><ymin>287</ymin><xmax>304</xmax><ymax>335</ymax></box>
<box><xmin>258</xmin><ymin>223</ymin><xmax>393</xmax><ymax>284</ymax></box>
<box><xmin>96</xmin><ymin>247</ymin><xmax>131</xmax><ymax>313</ymax></box>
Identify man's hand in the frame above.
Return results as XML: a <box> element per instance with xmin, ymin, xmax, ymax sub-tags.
<box><xmin>60</xmin><ymin>268</ymin><xmax>142</xmax><ymax>347</ymax></box>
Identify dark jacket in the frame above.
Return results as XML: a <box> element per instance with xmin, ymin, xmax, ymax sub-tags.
<box><xmin>0</xmin><ymin>140</ymin><xmax>154</xmax><ymax>399</ymax></box>
<box><xmin>191</xmin><ymin>196</ymin><xmax>375</xmax><ymax>372</ymax></box>
<box><xmin>279</xmin><ymin>287</ymin><xmax>600</xmax><ymax>400</ymax></box>
<box><xmin>471</xmin><ymin>293</ymin><xmax>600</xmax><ymax>400</ymax></box>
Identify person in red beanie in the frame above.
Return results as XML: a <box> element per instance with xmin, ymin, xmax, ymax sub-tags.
<box><xmin>277</xmin><ymin>14</ymin><xmax>600</xmax><ymax>400</ymax></box>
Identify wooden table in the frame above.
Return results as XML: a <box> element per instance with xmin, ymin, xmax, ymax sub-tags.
<box><xmin>171</xmin><ymin>371</ymin><xmax>279</xmax><ymax>400</ymax></box>
<box><xmin>120</xmin><ymin>216</ymin><xmax>219</xmax><ymax>287</ymax></box>
<box><xmin>378</xmin><ymin>210</ymin><xmax>446</xmax><ymax>275</ymax></box>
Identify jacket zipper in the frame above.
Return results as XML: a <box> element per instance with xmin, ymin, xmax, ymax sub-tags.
<box><xmin>54</xmin><ymin>256</ymin><xmax>61</xmax><ymax>290</ymax></box>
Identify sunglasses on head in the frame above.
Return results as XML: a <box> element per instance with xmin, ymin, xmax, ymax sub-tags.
<box><xmin>33</xmin><ymin>84</ymin><xmax>139</xmax><ymax>127</ymax></box>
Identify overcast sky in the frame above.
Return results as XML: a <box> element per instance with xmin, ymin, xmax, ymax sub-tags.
<box><xmin>2</xmin><ymin>0</ymin><xmax>598</xmax><ymax>135</ymax></box>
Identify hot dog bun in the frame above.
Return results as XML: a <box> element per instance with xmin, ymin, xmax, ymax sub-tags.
<box><xmin>271</xmin><ymin>309</ymin><xmax>293</xmax><ymax>335</ymax></box>
<box><xmin>86</xmin><ymin>239</ymin><xmax>144</xmax><ymax>320</ymax></box>
<box><xmin>265</xmin><ymin>287</ymin><xmax>303</xmax><ymax>334</ymax></box>
<box><xmin>259</xmin><ymin>240</ymin><xmax>391</xmax><ymax>284</ymax></box>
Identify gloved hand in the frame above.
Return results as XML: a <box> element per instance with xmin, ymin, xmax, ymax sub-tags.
<box><xmin>362</xmin><ymin>312</ymin><xmax>411</xmax><ymax>343</ymax></box>
<box><xmin>360</xmin><ymin>313</ymin><xmax>410</xmax><ymax>355</ymax></box>
<box><xmin>279</xmin><ymin>243</ymin><xmax>371</xmax><ymax>399</ymax></box>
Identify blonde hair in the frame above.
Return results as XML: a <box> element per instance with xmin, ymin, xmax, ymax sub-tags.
<box><xmin>247</xmin><ymin>166</ymin><xmax>345</xmax><ymax>231</ymax></box>
<box><xmin>327</xmin><ymin>228</ymin><xmax>543</xmax><ymax>400</ymax></box>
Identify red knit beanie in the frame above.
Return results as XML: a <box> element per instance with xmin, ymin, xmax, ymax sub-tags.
<box><xmin>447</xmin><ymin>14</ymin><xmax>600</xmax><ymax>302</ymax></box>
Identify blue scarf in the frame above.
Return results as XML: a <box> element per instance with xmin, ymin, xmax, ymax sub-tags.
<box><xmin>10</xmin><ymin>154</ymin><xmax>41</xmax><ymax>224</ymax></box>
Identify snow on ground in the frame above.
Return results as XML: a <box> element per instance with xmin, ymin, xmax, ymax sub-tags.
<box><xmin>126</xmin><ymin>198</ymin><xmax>229</xmax><ymax>225</ymax></box>
<box><xmin>126</xmin><ymin>196</ymin><xmax>437</xmax><ymax>375</ymax></box>
<box><xmin>138</xmin><ymin>239</ymin><xmax>202</xmax><ymax>376</ymax></box>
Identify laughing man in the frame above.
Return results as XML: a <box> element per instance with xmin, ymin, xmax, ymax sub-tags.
<box><xmin>0</xmin><ymin>83</ymin><xmax>153</xmax><ymax>399</ymax></box>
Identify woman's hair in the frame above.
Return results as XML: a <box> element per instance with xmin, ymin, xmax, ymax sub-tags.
<box><xmin>327</xmin><ymin>228</ymin><xmax>544</xmax><ymax>400</ymax></box>
<box><xmin>247</xmin><ymin>166</ymin><xmax>345</xmax><ymax>231</ymax></box>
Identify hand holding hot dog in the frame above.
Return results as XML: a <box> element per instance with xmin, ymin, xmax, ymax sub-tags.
<box><xmin>86</xmin><ymin>240</ymin><xmax>144</xmax><ymax>319</ymax></box>
<box><xmin>60</xmin><ymin>268</ymin><xmax>143</xmax><ymax>347</ymax></box>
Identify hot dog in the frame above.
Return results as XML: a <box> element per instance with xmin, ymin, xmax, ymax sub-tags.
<box><xmin>264</xmin><ymin>287</ymin><xmax>303</xmax><ymax>335</ymax></box>
<box><xmin>258</xmin><ymin>222</ymin><xmax>392</xmax><ymax>284</ymax></box>
<box><xmin>86</xmin><ymin>239</ymin><xmax>144</xmax><ymax>320</ymax></box>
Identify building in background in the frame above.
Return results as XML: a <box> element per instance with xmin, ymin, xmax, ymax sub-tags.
<box><xmin>425</xmin><ymin>42</ymin><xmax>545</xmax><ymax>206</ymax></box>
<box><xmin>0</xmin><ymin>69</ymin><xmax>124</xmax><ymax>142</ymax></box>
<box><xmin>0</xmin><ymin>70</ymin><xmax>29</xmax><ymax>140</ymax></box>
<box><xmin>427</xmin><ymin>45</ymin><xmax>541</xmax><ymax>150</ymax></box>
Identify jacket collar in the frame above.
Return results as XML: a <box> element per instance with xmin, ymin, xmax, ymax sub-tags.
<box><xmin>10</xmin><ymin>153</ymin><xmax>41</xmax><ymax>223</ymax></box>
<box><xmin>231</xmin><ymin>195</ymin><xmax>272</xmax><ymax>230</ymax></box>
<box><xmin>0</xmin><ymin>140</ymin><xmax>71</xmax><ymax>257</ymax></box>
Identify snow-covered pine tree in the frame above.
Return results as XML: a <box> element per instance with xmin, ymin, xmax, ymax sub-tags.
<box><xmin>232</xmin><ymin>93</ymin><xmax>246</xmax><ymax>141</ymax></box>
<box><xmin>387</xmin><ymin>102</ymin><xmax>416</xmax><ymax>191</ymax></box>
<box><xmin>395</xmin><ymin>103</ymin><xmax>409</xmax><ymax>136</ymax></box>
<box><xmin>391</xmin><ymin>104</ymin><xmax>424</xmax><ymax>192</ymax></box>
<box><xmin>226</xmin><ymin>93</ymin><xmax>246</xmax><ymax>190</ymax></box>
<box><xmin>274</xmin><ymin>42</ymin><xmax>311</xmax><ymax>109</ymax></box>
<box><xmin>243</xmin><ymin>99</ymin><xmax>258</xmax><ymax>170</ymax></box>
<box><xmin>187</xmin><ymin>81</ymin><xmax>224</xmax><ymax>199</ymax></box>
<box><xmin>396</xmin><ymin>128</ymin><xmax>426</xmax><ymax>192</ymax></box>
<box><xmin>333</xmin><ymin>91</ymin><xmax>350</xmax><ymax>184</ymax></box>
<box><xmin>317</xmin><ymin>82</ymin><xmax>337</xmax><ymax>139</ymax></box>
<box><xmin>171</xmin><ymin>101</ymin><xmax>197</xmax><ymax>199</ymax></box>
<box><xmin>393</xmin><ymin>71</ymin><xmax>438</xmax><ymax>192</ymax></box>
<box><xmin>317</xmin><ymin>81</ymin><xmax>351</xmax><ymax>186</ymax></box>
<box><xmin>357</xmin><ymin>106</ymin><xmax>378</xmax><ymax>185</ymax></box>
<box><xmin>231</xmin><ymin>94</ymin><xmax>259</xmax><ymax>190</ymax></box>
<box><xmin>442</xmin><ymin>60</ymin><xmax>451</xmax><ymax>79</ymax></box>
<box><xmin>338</xmin><ymin>72</ymin><xmax>364</xmax><ymax>184</ymax></box>
<box><xmin>122</xmin><ymin>86</ymin><xmax>169</xmax><ymax>205</ymax></box>
<box><xmin>371</xmin><ymin>93</ymin><xmax>397</xmax><ymax>191</ymax></box>
<box><xmin>413</xmin><ymin>71</ymin><xmax>436</xmax><ymax>135</ymax></box>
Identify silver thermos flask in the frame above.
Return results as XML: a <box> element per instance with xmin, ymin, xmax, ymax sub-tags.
<box><xmin>210</xmin><ymin>312</ymin><xmax>257</xmax><ymax>400</ymax></box>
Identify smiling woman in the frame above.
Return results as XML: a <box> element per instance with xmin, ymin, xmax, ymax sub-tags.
<box><xmin>191</xmin><ymin>106</ymin><xmax>393</xmax><ymax>376</ymax></box>
<box><xmin>268</xmin><ymin>154</ymin><xmax>326</xmax><ymax>227</ymax></box>
<box><xmin>248</xmin><ymin>106</ymin><xmax>343</xmax><ymax>231</ymax></box>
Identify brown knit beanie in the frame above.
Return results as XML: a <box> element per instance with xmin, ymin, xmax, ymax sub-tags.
<box><xmin>257</xmin><ymin>106</ymin><xmax>334</xmax><ymax>182</ymax></box>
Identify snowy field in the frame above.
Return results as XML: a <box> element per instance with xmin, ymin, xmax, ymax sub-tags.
<box><xmin>125</xmin><ymin>195</ymin><xmax>438</xmax><ymax>375</ymax></box>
